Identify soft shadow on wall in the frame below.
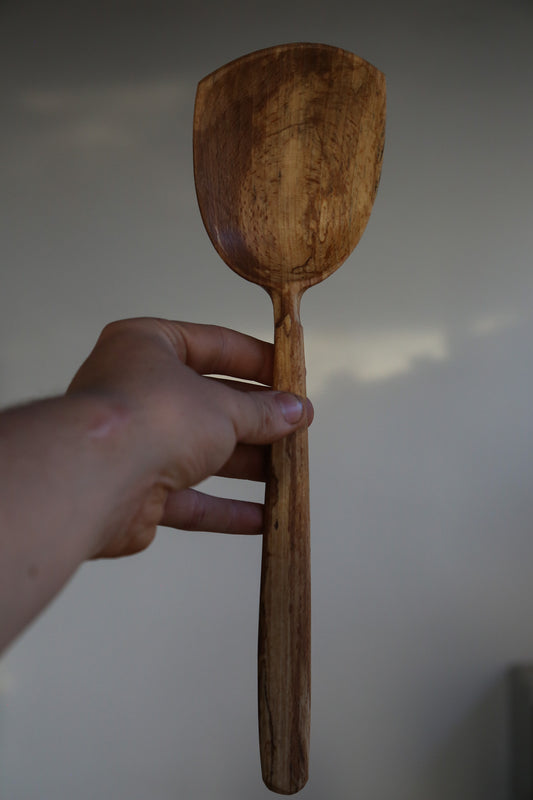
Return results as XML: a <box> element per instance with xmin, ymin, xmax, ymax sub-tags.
<box><xmin>307</xmin><ymin>309</ymin><xmax>533</xmax><ymax>800</ymax></box>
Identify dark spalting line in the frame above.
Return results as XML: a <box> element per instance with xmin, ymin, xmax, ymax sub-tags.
<box><xmin>260</xmin><ymin>664</ymin><xmax>276</xmax><ymax>787</ymax></box>
<box><xmin>291</xmin><ymin>254</ymin><xmax>314</xmax><ymax>275</ymax></box>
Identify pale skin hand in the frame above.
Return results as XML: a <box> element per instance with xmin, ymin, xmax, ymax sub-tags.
<box><xmin>0</xmin><ymin>318</ymin><xmax>313</xmax><ymax>653</ymax></box>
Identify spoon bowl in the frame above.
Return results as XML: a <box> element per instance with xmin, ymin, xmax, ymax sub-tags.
<box><xmin>194</xmin><ymin>43</ymin><xmax>385</xmax><ymax>293</ymax></box>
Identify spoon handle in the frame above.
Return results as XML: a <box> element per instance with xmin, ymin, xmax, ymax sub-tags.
<box><xmin>258</xmin><ymin>288</ymin><xmax>310</xmax><ymax>795</ymax></box>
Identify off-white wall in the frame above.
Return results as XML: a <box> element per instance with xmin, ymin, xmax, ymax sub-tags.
<box><xmin>1</xmin><ymin>1</ymin><xmax>533</xmax><ymax>797</ymax></box>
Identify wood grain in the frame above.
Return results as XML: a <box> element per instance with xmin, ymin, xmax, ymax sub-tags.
<box><xmin>194</xmin><ymin>42</ymin><xmax>386</xmax><ymax>794</ymax></box>
<box><xmin>258</xmin><ymin>288</ymin><xmax>310</xmax><ymax>794</ymax></box>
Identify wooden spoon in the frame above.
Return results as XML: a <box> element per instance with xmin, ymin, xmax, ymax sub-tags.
<box><xmin>193</xmin><ymin>43</ymin><xmax>385</xmax><ymax>794</ymax></box>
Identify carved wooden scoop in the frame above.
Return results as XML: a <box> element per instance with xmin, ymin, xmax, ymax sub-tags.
<box><xmin>193</xmin><ymin>43</ymin><xmax>385</xmax><ymax>794</ymax></box>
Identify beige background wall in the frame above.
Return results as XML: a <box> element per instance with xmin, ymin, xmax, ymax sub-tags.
<box><xmin>1</xmin><ymin>1</ymin><xmax>533</xmax><ymax>797</ymax></box>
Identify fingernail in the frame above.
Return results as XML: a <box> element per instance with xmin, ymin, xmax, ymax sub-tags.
<box><xmin>277</xmin><ymin>393</ymin><xmax>304</xmax><ymax>424</ymax></box>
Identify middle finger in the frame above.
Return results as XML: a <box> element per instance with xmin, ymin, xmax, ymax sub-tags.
<box><xmin>216</xmin><ymin>443</ymin><xmax>268</xmax><ymax>482</ymax></box>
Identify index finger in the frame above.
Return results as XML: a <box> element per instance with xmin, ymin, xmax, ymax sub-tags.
<box><xmin>157</xmin><ymin>320</ymin><xmax>274</xmax><ymax>384</ymax></box>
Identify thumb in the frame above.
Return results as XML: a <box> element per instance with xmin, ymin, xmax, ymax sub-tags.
<box><xmin>230</xmin><ymin>390</ymin><xmax>313</xmax><ymax>445</ymax></box>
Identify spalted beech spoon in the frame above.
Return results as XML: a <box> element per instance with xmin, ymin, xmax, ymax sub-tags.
<box><xmin>193</xmin><ymin>42</ymin><xmax>386</xmax><ymax>794</ymax></box>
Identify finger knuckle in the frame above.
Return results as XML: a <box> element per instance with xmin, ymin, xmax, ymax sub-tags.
<box><xmin>181</xmin><ymin>491</ymin><xmax>208</xmax><ymax>531</ymax></box>
<box><xmin>98</xmin><ymin>318</ymin><xmax>146</xmax><ymax>344</ymax></box>
<box><xmin>99</xmin><ymin>319</ymin><xmax>126</xmax><ymax>341</ymax></box>
<box><xmin>255</xmin><ymin>397</ymin><xmax>275</xmax><ymax>437</ymax></box>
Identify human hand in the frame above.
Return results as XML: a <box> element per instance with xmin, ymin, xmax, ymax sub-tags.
<box><xmin>67</xmin><ymin>318</ymin><xmax>313</xmax><ymax>558</ymax></box>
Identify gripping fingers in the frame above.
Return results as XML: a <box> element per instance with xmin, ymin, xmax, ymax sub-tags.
<box><xmin>217</xmin><ymin>444</ymin><xmax>268</xmax><ymax>482</ymax></box>
<box><xmin>162</xmin><ymin>488</ymin><xmax>264</xmax><ymax>535</ymax></box>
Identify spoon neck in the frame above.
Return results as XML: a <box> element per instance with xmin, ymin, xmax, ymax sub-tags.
<box><xmin>270</xmin><ymin>287</ymin><xmax>303</xmax><ymax>328</ymax></box>
<box><xmin>269</xmin><ymin>288</ymin><xmax>306</xmax><ymax>396</ymax></box>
